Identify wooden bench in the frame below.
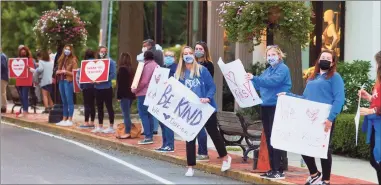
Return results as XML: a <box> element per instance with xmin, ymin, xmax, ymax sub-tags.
<box><xmin>216</xmin><ymin>111</ymin><xmax>262</xmax><ymax>162</ymax></box>
<box><xmin>7</xmin><ymin>85</ymin><xmax>37</xmax><ymax>114</ymax></box>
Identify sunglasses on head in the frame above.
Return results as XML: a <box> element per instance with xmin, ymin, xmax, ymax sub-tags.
<box><xmin>196</xmin><ymin>41</ymin><xmax>206</xmax><ymax>45</ymax></box>
<box><xmin>266</xmin><ymin>45</ymin><xmax>279</xmax><ymax>49</ymax></box>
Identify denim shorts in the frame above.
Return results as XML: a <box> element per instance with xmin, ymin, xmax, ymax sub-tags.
<box><xmin>41</xmin><ymin>84</ymin><xmax>53</xmax><ymax>93</ymax></box>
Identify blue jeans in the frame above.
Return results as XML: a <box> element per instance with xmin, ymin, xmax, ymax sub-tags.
<box><xmin>197</xmin><ymin>128</ymin><xmax>208</xmax><ymax>155</ymax></box>
<box><xmin>59</xmin><ymin>80</ymin><xmax>74</xmax><ymax>117</ymax></box>
<box><xmin>157</xmin><ymin>118</ymin><xmax>174</xmax><ymax>149</ymax></box>
<box><xmin>137</xmin><ymin>96</ymin><xmax>154</xmax><ymax>139</ymax></box>
<box><xmin>19</xmin><ymin>86</ymin><xmax>29</xmax><ymax>112</ymax></box>
<box><xmin>154</xmin><ymin>117</ymin><xmax>159</xmax><ymax>132</ymax></box>
<box><xmin>120</xmin><ymin>98</ymin><xmax>132</xmax><ymax>133</ymax></box>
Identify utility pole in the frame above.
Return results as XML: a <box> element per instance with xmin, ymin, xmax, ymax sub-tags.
<box><xmin>100</xmin><ymin>0</ymin><xmax>109</xmax><ymax>47</ymax></box>
<box><xmin>155</xmin><ymin>2</ymin><xmax>163</xmax><ymax>45</ymax></box>
<box><xmin>107</xmin><ymin>0</ymin><xmax>113</xmax><ymax>57</ymax></box>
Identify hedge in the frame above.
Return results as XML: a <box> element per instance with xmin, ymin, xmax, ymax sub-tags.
<box><xmin>332</xmin><ymin>114</ymin><xmax>370</xmax><ymax>159</ymax></box>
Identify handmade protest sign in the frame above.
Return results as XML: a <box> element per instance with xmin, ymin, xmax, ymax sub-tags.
<box><xmin>271</xmin><ymin>95</ymin><xmax>332</xmax><ymax>159</ymax></box>
<box><xmin>73</xmin><ymin>69</ymin><xmax>81</xmax><ymax>93</ymax></box>
<box><xmin>131</xmin><ymin>62</ymin><xmax>145</xmax><ymax>89</ymax></box>
<box><xmin>8</xmin><ymin>58</ymin><xmax>28</xmax><ymax>78</ymax></box>
<box><xmin>218</xmin><ymin>58</ymin><xmax>262</xmax><ymax>108</ymax></box>
<box><xmin>354</xmin><ymin>84</ymin><xmax>366</xmax><ymax>146</ymax></box>
<box><xmin>148</xmin><ymin>77</ymin><xmax>215</xmax><ymax>142</ymax></box>
<box><xmin>144</xmin><ymin>67</ymin><xmax>170</xmax><ymax>106</ymax></box>
<box><xmin>79</xmin><ymin>59</ymin><xmax>110</xmax><ymax>83</ymax></box>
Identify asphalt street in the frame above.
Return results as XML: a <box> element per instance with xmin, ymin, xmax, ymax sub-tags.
<box><xmin>0</xmin><ymin>123</ymin><xmax>248</xmax><ymax>184</ymax></box>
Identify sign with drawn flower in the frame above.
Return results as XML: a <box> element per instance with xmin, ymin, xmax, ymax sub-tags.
<box><xmin>33</xmin><ymin>6</ymin><xmax>88</xmax><ymax>50</ymax></box>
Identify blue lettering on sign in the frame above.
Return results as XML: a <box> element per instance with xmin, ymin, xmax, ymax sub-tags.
<box><xmin>174</xmin><ymin>97</ymin><xmax>202</xmax><ymax>126</ymax></box>
<box><xmin>157</xmin><ymin>84</ymin><xmax>174</xmax><ymax>109</ymax></box>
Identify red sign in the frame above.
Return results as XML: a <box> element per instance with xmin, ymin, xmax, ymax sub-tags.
<box><xmin>8</xmin><ymin>58</ymin><xmax>29</xmax><ymax>78</ymax></box>
<box><xmin>79</xmin><ymin>59</ymin><xmax>110</xmax><ymax>83</ymax></box>
<box><xmin>73</xmin><ymin>69</ymin><xmax>81</xmax><ymax>93</ymax></box>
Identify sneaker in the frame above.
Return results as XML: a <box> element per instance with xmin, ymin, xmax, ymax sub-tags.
<box><xmin>102</xmin><ymin>127</ymin><xmax>115</xmax><ymax>134</ymax></box>
<box><xmin>138</xmin><ymin>138</ymin><xmax>154</xmax><ymax>145</ymax></box>
<box><xmin>305</xmin><ymin>172</ymin><xmax>322</xmax><ymax>185</ymax></box>
<box><xmin>56</xmin><ymin>120</ymin><xmax>67</xmax><ymax>126</ymax></box>
<box><xmin>61</xmin><ymin>120</ymin><xmax>73</xmax><ymax>127</ymax></box>
<box><xmin>221</xmin><ymin>155</ymin><xmax>232</xmax><ymax>172</ymax></box>
<box><xmin>153</xmin><ymin>131</ymin><xmax>158</xmax><ymax>135</ymax></box>
<box><xmin>156</xmin><ymin>146</ymin><xmax>174</xmax><ymax>153</ymax></box>
<box><xmin>317</xmin><ymin>181</ymin><xmax>330</xmax><ymax>185</ymax></box>
<box><xmin>196</xmin><ymin>155</ymin><xmax>210</xmax><ymax>162</ymax></box>
<box><xmin>265</xmin><ymin>171</ymin><xmax>285</xmax><ymax>180</ymax></box>
<box><xmin>185</xmin><ymin>168</ymin><xmax>194</xmax><ymax>177</ymax></box>
<box><xmin>260</xmin><ymin>170</ymin><xmax>273</xmax><ymax>178</ymax></box>
<box><xmin>91</xmin><ymin>127</ymin><xmax>103</xmax><ymax>133</ymax></box>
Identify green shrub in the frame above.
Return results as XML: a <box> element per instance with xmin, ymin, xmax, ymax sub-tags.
<box><xmin>332</xmin><ymin>114</ymin><xmax>370</xmax><ymax>159</ymax></box>
<box><xmin>337</xmin><ymin>60</ymin><xmax>374</xmax><ymax>113</ymax></box>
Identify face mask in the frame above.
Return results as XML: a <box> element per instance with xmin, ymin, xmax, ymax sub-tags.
<box><xmin>64</xmin><ymin>49</ymin><xmax>71</xmax><ymax>56</ymax></box>
<box><xmin>164</xmin><ymin>56</ymin><xmax>175</xmax><ymax>66</ymax></box>
<box><xmin>142</xmin><ymin>47</ymin><xmax>147</xmax><ymax>53</ymax></box>
<box><xmin>183</xmin><ymin>54</ymin><xmax>194</xmax><ymax>64</ymax></box>
<box><xmin>267</xmin><ymin>56</ymin><xmax>279</xmax><ymax>66</ymax></box>
<box><xmin>99</xmin><ymin>52</ymin><xmax>106</xmax><ymax>59</ymax></box>
<box><xmin>319</xmin><ymin>60</ymin><xmax>331</xmax><ymax>70</ymax></box>
<box><xmin>194</xmin><ymin>50</ymin><xmax>205</xmax><ymax>58</ymax></box>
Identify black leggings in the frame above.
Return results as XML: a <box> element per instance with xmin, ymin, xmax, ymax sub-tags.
<box><xmin>302</xmin><ymin>122</ymin><xmax>335</xmax><ymax>181</ymax></box>
<box><xmin>83</xmin><ymin>88</ymin><xmax>96</xmax><ymax>122</ymax></box>
<box><xmin>95</xmin><ymin>88</ymin><xmax>114</xmax><ymax>125</ymax></box>
<box><xmin>370</xmin><ymin>128</ymin><xmax>381</xmax><ymax>184</ymax></box>
<box><xmin>261</xmin><ymin>106</ymin><xmax>284</xmax><ymax>172</ymax></box>
<box><xmin>186</xmin><ymin>113</ymin><xmax>228</xmax><ymax>166</ymax></box>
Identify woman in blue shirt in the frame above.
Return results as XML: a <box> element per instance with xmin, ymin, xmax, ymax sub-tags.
<box><xmin>279</xmin><ymin>50</ymin><xmax>345</xmax><ymax>185</ymax></box>
<box><xmin>175</xmin><ymin>46</ymin><xmax>231</xmax><ymax>177</ymax></box>
<box><xmin>246</xmin><ymin>45</ymin><xmax>291</xmax><ymax>180</ymax></box>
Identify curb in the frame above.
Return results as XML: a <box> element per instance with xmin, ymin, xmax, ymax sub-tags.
<box><xmin>1</xmin><ymin>115</ymin><xmax>291</xmax><ymax>185</ymax></box>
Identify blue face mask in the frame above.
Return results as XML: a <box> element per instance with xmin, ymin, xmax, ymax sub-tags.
<box><xmin>64</xmin><ymin>49</ymin><xmax>71</xmax><ymax>56</ymax></box>
<box><xmin>164</xmin><ymin>56</ymin><xmax>175</xmax><ymax>66</ymax></box>
<box><xmin>183</xmin><ymin>54</ymin><xmax>194</xmax><ymax>64</ymax></box>
<box><xmin>267</xmin><ymin>56</ymin><xmax>279</xmax><ymax>66</ymax></box>
<box><xmin>194</xmin><ymin>50</ymin><xmax>204</xmax><ymax>58</ymax></box>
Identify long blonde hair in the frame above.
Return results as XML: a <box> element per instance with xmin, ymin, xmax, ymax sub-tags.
<box><xmin>175</xmin><ymin>46</ymin><xmax>201</xmax><ymax>80</ymax></box>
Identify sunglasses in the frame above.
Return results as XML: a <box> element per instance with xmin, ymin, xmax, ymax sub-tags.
<box><xmin>196</xmin><ymin>41</ymin><xmax>206</xmax><ymax>44</ymax></box>
<box><xmin>266</xmin><ymin>45</ymin><xmax>279</xmax><ymax>49</ymax></box>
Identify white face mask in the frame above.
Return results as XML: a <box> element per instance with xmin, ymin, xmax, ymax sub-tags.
<box><xmin>183</xmin><ymin>54</ymin><xmax>194</xmax><ymax>64</ymax></box>
<box><xmin>142</xmin><ymin>47</ymin><xmax>147</xmax><ymax>53</ymax></box>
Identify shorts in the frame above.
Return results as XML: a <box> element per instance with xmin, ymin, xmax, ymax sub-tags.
<box><xmin>41</xmin><ymin>84</ymin><xmax>53</xmax><ymax>93</ymax></box>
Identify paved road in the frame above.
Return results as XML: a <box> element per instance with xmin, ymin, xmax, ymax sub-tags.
<box><xmin>0</xmin><ymin>123</ymin><xmax>248</xmax><ymax>184</ymax></box>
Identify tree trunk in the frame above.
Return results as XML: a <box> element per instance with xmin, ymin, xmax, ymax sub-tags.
<box><xmin>118</xmin><ymin>1</ymin><xmax>144</xmax><ymax>72</ymax></box>
<box><xmin>274</xmin><ymin>33</ymin><xmax>304</xmax><ymax>95</ymax></box>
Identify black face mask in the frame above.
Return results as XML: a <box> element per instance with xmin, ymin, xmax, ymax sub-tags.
<box><xmin>319</xmin><ymin>60</ymin><xmax>331</xmax><ymax>70</ymax></box>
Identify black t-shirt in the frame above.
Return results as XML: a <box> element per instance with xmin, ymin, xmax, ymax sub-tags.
<box><xmin>199</xmin><ymin>61</ymin><xmax>214</xmax><ymax>78</ymax></box>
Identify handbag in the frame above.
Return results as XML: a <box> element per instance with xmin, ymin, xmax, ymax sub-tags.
<box><xmin>116</xmin><ymin>123</ymin><xmax>142</xmax><ymax>139</ymax></box>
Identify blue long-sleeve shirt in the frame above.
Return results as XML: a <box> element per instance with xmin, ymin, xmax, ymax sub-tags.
<box><xmin>1</xmin><ymin>54</ymin><xmax>8</xmax><ymax>81</ymax></box>
<box><xmin>178</xmin><ymin>66</ymin><xmax>217</xmax><ymax>111</ymax></box>
<box><xmin>165</xmin><ymin>63</ymin><xmax>177</xmax><ymax>78</ymax></box>
<box><xmin>287</xmin><ymin>72</ymin><xmax>345</xmax><ymax>122</ymax></box>
<box><xmin>252</xmin><ymin>62</ymin><xmax>292</xmax><ymax>106</ymax></box>
<box><xmin>94</xmin><ymin>58</ymin><xmax>116</xmax><ymax>90</ymax></box>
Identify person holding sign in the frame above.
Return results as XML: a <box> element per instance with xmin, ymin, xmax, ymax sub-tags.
<box><xmin>278</xmin><ymin>50</ymin><xmax>345</xmax><ymax>185</ymax></box>
<box><xmin>358</xmin><ymin>51</ymin><xmax>381</xmax><ymax>184</ymax></box>
<box><xmin>132</xmin><ymin>51</ymin><xmax>158</xmax><ymax>145</ymax></box>
<box><xmin>245</xmin><ymin>45</ymin><xmax>291</xmax><ymax>180</ymax></box>
<box><xmin>91</xmin><ymin>46</ymin><xmax>117</xmax><ymax>134</ymax></box>
<box><xmin>15</xmin><ymin>46</ymin><xmax>35</xmax><ymax>118</ymax></box>
<box><xmin>1</xmin><ymin>50</ymin><xmax>8</xmax><ymax>113</ymax></box>
<box><xmin>175</xmin><ymin>46</ymin><xmax>231</xmax><ymax>177</ymax></box>
<box><xmin>116</xmin><ymin>52</ymin><xmax>136</xmax><ymax>139</ymax></box>
<box><xmin>77</xmin><ymin>49</ymin><xmax>97</xmax><ymax>128</ymax></box>
<box><xmin>55</xmin><ymin>45</ymin><xmax>78</xmax><ymax>126</ymax></box>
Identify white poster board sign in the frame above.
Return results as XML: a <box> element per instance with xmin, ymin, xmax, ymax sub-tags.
<box><xmin>144</xmin><ymin>67</ymin><xmax>170</xmax><ymax>106</ymax></box>
<box><xmin>218</xmin><ymin>58</ymin><xmax>262</xmax><ymax>108</ymax></box>
<box><xmin>271</xmin><ymin>95</ymin><xmax>332</xmax><ymax>159</ymax></box>
<box><xmin>148</xmin><ymin>77</ymin><xmax>215</xmax><ymax>142</ymax></box>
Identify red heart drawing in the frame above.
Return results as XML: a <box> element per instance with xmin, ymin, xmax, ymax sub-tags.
<box><xmin>225</xmin><ymin>71</ymin><xmax>238</xmax><ymax>86</ymax></box>
<box><xmin>243</xmin><ymin>81</ymin><xmax>253</xmax><ymax>97</ymax></box>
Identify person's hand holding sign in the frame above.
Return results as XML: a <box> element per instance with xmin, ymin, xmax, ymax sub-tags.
<box><xmin>277</xmin><ymin>92</ymin><xmax>286</xmax><ymax>96</ymax></box>
<box><xmin>245</xmin><ymin>73</ymin><xmax>254</xmax><ymax>80</ymax></box>
<box><xmin>200</xmin><ymin>98</ymin><xmax>210</xmax><ymax>104</ymax></box>
<box><xmin>324</xmin><ymin>119</ymin><xmax>332</xmax><ymax>133</ymax></box>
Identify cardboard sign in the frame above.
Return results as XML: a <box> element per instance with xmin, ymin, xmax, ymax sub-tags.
<box><xmin>271</xmin><ymin>95</ymin><xmax>332</xmax><ymax>159</ymax></box>
<box><xmin>8</xmin><ymin>58</ymin><xmax>28</xmax><ymax>78</ymax></box>
<box><xmin>79</xmin><ymin>59</ymin><xmax>110</xmax><ymax>83</ymax></box>
<box><xmin>148</xmin><ymin>77</ymin><xmax>215</xmax><ymax>142</ymax></box>
<box><xmin>73</xmin><ymin>69</ymin><xmax>81</xmax><ymax>93</ymax></box>
<box><xmin>144</xmin><ymin>67</ymin><xmax>170</xmax><ymax>106</ymax></box>
<box><xmin>131</xmin><ymin>62</ymin><xmax>145</xmax><ymax>89</ymax></box>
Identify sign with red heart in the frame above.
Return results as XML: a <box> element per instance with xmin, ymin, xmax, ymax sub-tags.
<box><xmin>79</xmin><ymin>59</ymin><xmax>110</xmax><ymax>83</ymax></box>
<box><xmin>8</xmin><ymin>58</ymin><xmax>29</xmax><ymax>78</ymax></box>
<box><xmin>73</xmin><ymin>69</ymin><xmax>81</xmax><ymax>93</ymax></box>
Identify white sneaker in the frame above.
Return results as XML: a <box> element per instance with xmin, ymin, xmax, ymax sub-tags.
<box><xmin>61</xmin><ymin>120</ymin><xmax>73</xmax><ymax>127</ymax></box>
<box><xmin>91</xmin><ymin>127</ymin><xmax>103</xmax><ymax>133</ymax></box>
<box><xmin>221</xmin><ymin>155</ymin><xmax>232</xmax><ymax>172</ymax></box>
<box><xmin>102</xmin><ymin>127</ymin><xmax>115</xmax><ymax>134</ymax></box>
<box><xmin>185</xmin><ymin>168</ymin><xmax>194</xmax><ymax>177</ymax></box>
<box><xmin>56</xmin><ymin>120</ymin><xmax>67</xmax><ymax>126</ymax></box>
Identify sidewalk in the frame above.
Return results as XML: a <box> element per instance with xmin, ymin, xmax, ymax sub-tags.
<box><xmin>1</xmin><ymin>105</ymin><xmax>377</xmax><ymax>184</ymax></box>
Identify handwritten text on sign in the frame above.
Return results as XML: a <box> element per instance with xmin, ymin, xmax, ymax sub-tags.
<box><xmin>271</xmin><ymin>95</ymin><xmax>332</xmax><ymax>159</ymax></box>
<box><xmin>148</xmin><ymin>77</ymin><xmax>215</xmax><ymax>141</ymax></box>
<box><xmin>218</xmin><ymin>58</ymin><xmax>262</xmax><ymax>108</ymax></box>
<box><xmin>79</xmin><ymin>59</ymin><xmax>110</xmax><ymax>83</ymax></box>
<box><xmin>144</xmin><ymin>67</ymin><xmax>170</xmax><ymax>106</ymax></box>
<box><xmin>8</xmin><ymin>58</ymin><xmax>28</xmax><ymax>78</ymax></box>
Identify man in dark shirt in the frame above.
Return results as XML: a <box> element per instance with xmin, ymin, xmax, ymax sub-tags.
<box><xmin>142</xmin><ymin>39</ymin><xmax>163</xmax><ymax>67</ymax></box>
